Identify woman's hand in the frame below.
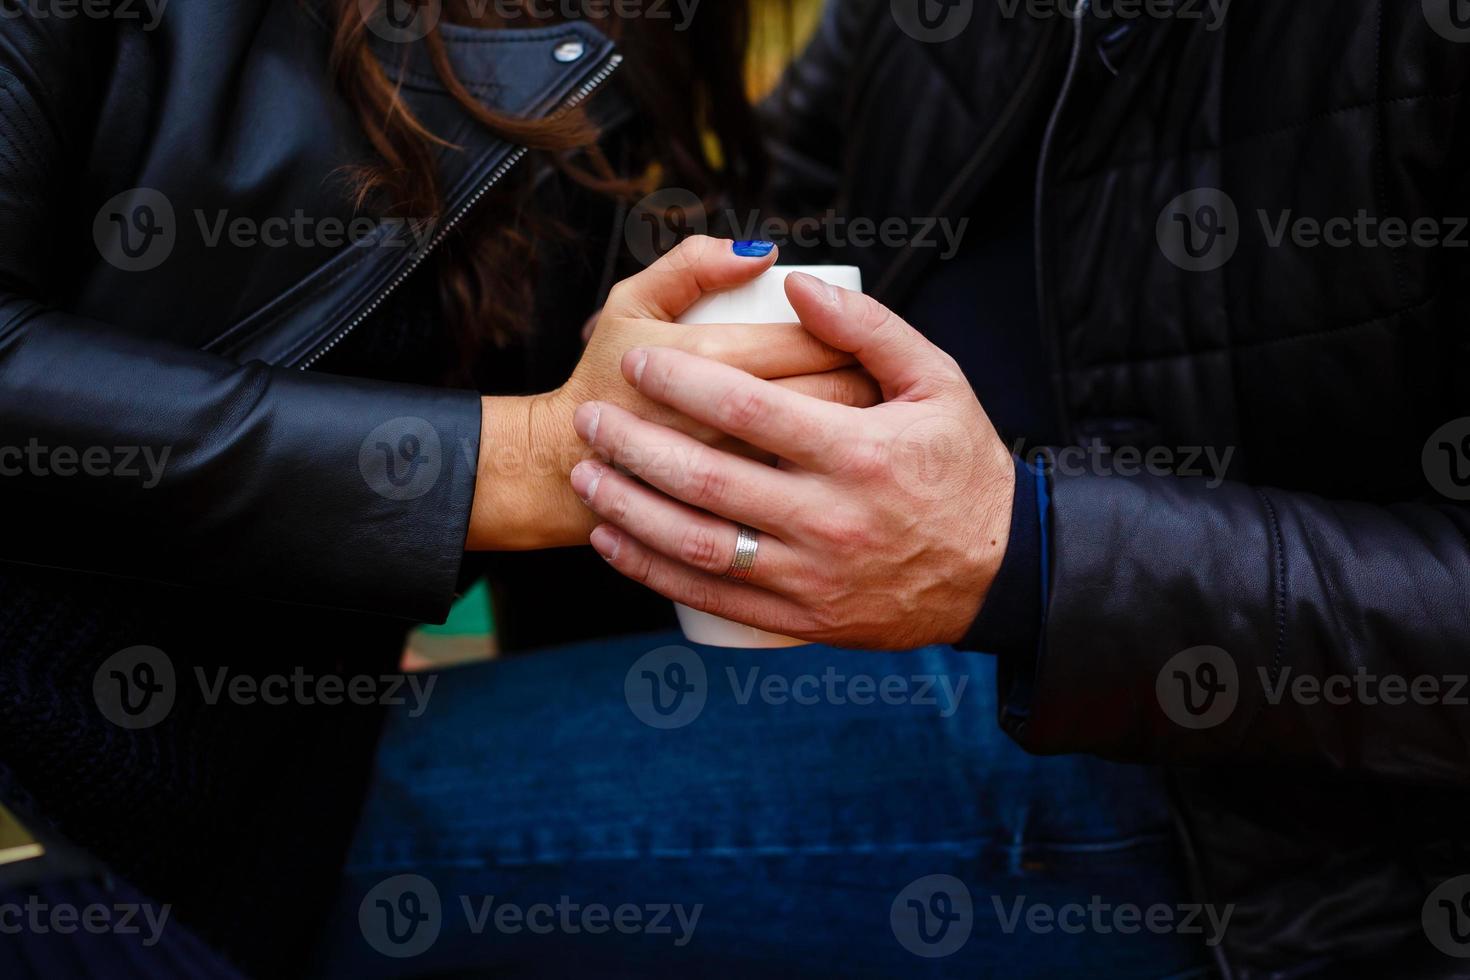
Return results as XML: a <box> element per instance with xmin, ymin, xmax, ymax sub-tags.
<box><xmin>466</xmin><ymin>237</ymin><xmax>880</xmax><ymax>550</ymax></box>
<box><xmin>565</xmin><ymin>273</ymin><xmax>1016</xmax><ymax>650</ymax></box>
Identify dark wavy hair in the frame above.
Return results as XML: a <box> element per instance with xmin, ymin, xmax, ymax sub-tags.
<box><xmin>330</xmin><ymin>0</ymin><xmax>772</xmax><ymax>374</ymax></box>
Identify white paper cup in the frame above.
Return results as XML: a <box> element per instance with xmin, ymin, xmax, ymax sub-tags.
<box><xmin>673</xmin><ymin>264</ymin><xmax>863</xmax><ymax>648</ymax></box>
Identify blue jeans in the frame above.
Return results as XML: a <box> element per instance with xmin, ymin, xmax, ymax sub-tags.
<box><xmin>315</xmin><ymin>633</ymin><xmax>1211</xmax><ymax>978</ymax></box>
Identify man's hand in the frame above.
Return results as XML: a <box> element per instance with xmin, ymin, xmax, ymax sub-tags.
<box><xmin>466</xmin><ymin>238</ymin><xmax>879</xmax><ymax>551</ymax></box>
<box><xmin>567</xmin><ymin>273</ymin><xmax>1015</xmax><ymax>649</ymax></box>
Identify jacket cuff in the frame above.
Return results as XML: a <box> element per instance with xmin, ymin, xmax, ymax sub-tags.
<box><xmin>958</xmin><ymin>455</ymin><xmax>1043</xmax><ymax>658</ymax></box>
<box><xmin>241</xmin><ymin>371</ymin><xmax>482</xmax><ymax>624</ymax></box>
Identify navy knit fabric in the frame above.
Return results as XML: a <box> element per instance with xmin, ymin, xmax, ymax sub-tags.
<box><xmin>0</xmin><ymin>561</ymin><xmax>397</xmax><ymax>976</ymax></box>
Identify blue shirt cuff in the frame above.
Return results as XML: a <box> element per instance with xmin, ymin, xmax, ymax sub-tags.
<box><xmin>958</xmin><ymin>454</ymin><xmax>1044</xmax><ymax>659</ymax></box>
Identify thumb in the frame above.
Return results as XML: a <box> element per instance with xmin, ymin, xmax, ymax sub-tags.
<box><xmin>786</xmin><ymin>271</ymin><xmax>955</xmax><ymax>399</ymax></box>
<box><xmin>607</xmin><ymin>236</ymin><xmax>779</xmax><ymax>322</ymax></box>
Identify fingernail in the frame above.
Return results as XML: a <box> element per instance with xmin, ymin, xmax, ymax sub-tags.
<box><xmin>573</xmin><ymin>402</ymin><xmax>601</xmax><ymax>444</ymax></box>
<box><xmin>732</xmin><ymin>240</ymin><xmax>775</xmax><ymax>258</ymax></box>
<box><xmin>791</xmin><ymin>270</ymin><xmax>839</xmax><ymax>306</ymax></box>
<box><xmin>589</xmin><ymin>524</ymin><xmax>621</xmax><ymax>561</ymax></box>
<box><xmin>570</xmin><ymin>461</ymin><xmax>603</xmax><ymax>503</ymax></box>
<box><xmin>625</xmin><ymin>348</ymin><xmax>648</xmax><ymax>387</ymax></box>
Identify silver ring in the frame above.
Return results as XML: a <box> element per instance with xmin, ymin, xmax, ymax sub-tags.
<box><xmin>723</xmin><ymin>525</ymin><xmax>759</xmax><ymax>582</ymax></box>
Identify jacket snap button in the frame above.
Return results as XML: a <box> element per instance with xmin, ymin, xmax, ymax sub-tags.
<box><xmin>553</xmin><ymin>39</ymin><xmax>585</xmax><ymax>63</ymax></box>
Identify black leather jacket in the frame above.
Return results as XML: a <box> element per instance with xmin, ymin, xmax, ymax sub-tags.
<box><xmin>766</xmin><ymin>1</ymin><xmax>1470</xmax><ymax>975</ymax></box>
<box><xmin>0</xmin><ymin>5</ymin><xmax>625</xmax><ymax>622</ymax></box>
<box><xmin>0</xmin><ymin>5</ymin><xmax>626</xmax><ymax>970</ymax></box>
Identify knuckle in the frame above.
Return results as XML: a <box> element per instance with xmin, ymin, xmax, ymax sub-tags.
<box><xmin>807</xmin><ymin>506</ymin><xmax>864</xmax><ymax>548</ymax></box>
<box><xmin>833</xmin><ymin>431</ymin><xmax>888</xmax><ymax>477</ymax></box>
<box><xmin>626</xmin><ymin>546</ymin><xmax>655</xmax><ymax>585</ymax></box>
<box><xmin>856</xmin><ymin>295</ymin><xmax>896</xmax><ymax>334</ymax></box>
<box><xmin>810</xmin><ymin>603</ymin><xmax>845</xmax><ymax>638</ymax></box>
<box><xmin>681</xmin><ymin>449</ymin><xmax>729</xmax><ymax>507</ymax></box>
<box><xmin>714</xmin><ymin>386</ymin><xmax>766</xmax><ymax>432</ymax></box>
<box><xmin>605</xmin><ymin>280</ymin><xmax>634</xmax><ymax>311</ymax></box>
<box><xmin>641</xmin><ymin>349</ymin><xmax>678</xmax><ymax>395</ymax></box>
<box><xmin>925</xmin><ymin>352</ymin><xmax>968</xmax><ymax>395</ymax></box>
<box><xmin>685</xmin><ymin>579</ymin><xmax>725</xmax><ymax>618</ymax></box>
<box><xmin>678</xmin><ymin>523</ymin><xmax>725</xmax><ymax>572</ymax></box>
<box><xmin>814</xmin><ymin>572</ymin><xmax>846</xmax><ymax>609</ymax></box>
<box><xmin>662</xmin><ymin>235</ymin><xmax>707</xmax><ymax>273</ymax></box>
<box><xmin>603</xmin><ymin>483</ymin><xmax>632</xmax><ymax>524</ymax></box>
<box><xmin>602</xmin><ymin>422</ymin><xmax>634</xmax><ymax>468</ymax></box>
<box><xmin>684</xmin><ymin>332</ymin><xmax>719</xmax><ymax>360</ymax></box>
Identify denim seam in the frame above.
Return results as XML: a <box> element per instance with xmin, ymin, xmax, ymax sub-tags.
<box><xmin>343</xmin><ymin>831</ymin><xmax>1180</xmax><ymax>874</ymax></box>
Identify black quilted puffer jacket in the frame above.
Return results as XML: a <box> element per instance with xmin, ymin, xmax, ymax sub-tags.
<box><xmin>767</xmin><ymin>1</ymin><xmax>1470</xmax><ymax>976</ymax></box>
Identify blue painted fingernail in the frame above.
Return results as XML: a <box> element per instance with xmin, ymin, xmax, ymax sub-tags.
<box><xmin>732</xmin><ymin>240</ymin><xmax>775</xmax><ymax>258</ymax></box>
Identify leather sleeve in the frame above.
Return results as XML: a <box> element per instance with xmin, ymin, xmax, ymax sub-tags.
<box><xmin>0</xmin><ymin>17</ymin><xmax>480</xmax><ymax>623</ymax></box>
<box><xmin>1005</xmin><ymin>471</ymin><xmax>1470</xmax><ymax>785</ymax></box>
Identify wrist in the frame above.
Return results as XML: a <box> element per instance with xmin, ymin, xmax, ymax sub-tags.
<box><xmin>943</xmin><ymin>445</ymin><xmax>1017</xmax><ymax>645</ymax></box>
<box><xmin>955</xmin><ymin>453</ymin><xmax>1043</xmax><ymax>655</ymax></box>
<box><xmin>466</xmin><ymin>392</ymin><xmax>593</xmax><ymax>550</ymax></box>
<box><xmin>979</xmin><ymin>445</ymin><xmax>1018</xmax><ymax>584</ymax></box>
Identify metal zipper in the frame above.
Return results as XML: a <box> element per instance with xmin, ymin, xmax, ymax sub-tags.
<box><xmin>1033</xmin><ymin>0</ymin><xmax>1088</xmax><ymax>442</ymax></box>
<box><xmin>298</xmin><ymin>52</ymin><xmax>625</xmax><ymax>370</ymax></box>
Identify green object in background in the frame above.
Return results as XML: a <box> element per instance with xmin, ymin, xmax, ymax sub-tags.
<box><xmin>420</xmin><ymin>579</ymin><xmax>494</xmax><ymax>637</ymax></box>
